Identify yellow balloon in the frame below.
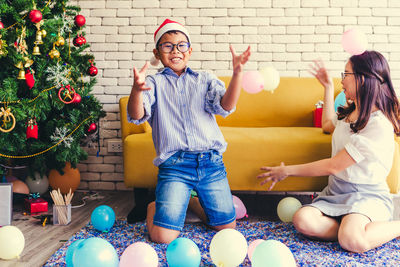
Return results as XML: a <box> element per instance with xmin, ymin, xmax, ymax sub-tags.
<box><xmin>277</xmin><ymin>197</ymin><xmax>302</xmax><ymax>223</ymax></box>
<box><xmin>0</xmin><ymin>226</ymin><xmax>25</xmax><ymax>260</ymax></box>
<box><xmin>210</xmin><ymin>228</ymin><xmax>248</xmax><ymax>267</ymax></box>
<box><xmin>259</xmin><ymin>66</ymin><xmax>280</xmax><ymax>92</ymax></box>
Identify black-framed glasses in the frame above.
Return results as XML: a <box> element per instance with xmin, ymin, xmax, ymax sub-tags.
<box><xmin>158</xmin><ymin>42</ymin><xmax>190</xmax><ymax>53</ymax></box>
<box><xmin>341</xmin><ymin>72</ymin><xmax>355</xmax><ymax>80</ymax></box>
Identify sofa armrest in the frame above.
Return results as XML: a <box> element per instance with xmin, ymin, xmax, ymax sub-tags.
<box><xmin>387</xmin><ymin>136</ymin><xmax>400</xmax><ymax>194</ymax></box>
<box><xmin>119</xmin><ymin>96</ymin><xmax>152</xmax><ymax>141</ymax></box>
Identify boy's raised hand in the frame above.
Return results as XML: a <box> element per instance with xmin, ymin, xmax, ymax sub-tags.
<box><xmin>230</xmin><ymin>45</ymin><xmax>251</xmax><ymax>75</ymax></box>
<box><xmin>132</xmin><ymin>62</ymin><xmax>151</xmax><ymax>92</ymax></box>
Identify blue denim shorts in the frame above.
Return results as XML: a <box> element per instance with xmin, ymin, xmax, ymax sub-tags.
<box><xmin>153</xmin><ymin>150</ymin><xmax>236</xmax><ymax>231</ymax></box>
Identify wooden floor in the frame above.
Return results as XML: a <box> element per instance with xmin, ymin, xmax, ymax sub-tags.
<box><xmin>0</xmin><ymin>190</ymin><xmax>133</xmax><ymax>267</ymax></box>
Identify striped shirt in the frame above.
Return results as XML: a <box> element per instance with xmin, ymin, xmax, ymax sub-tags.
<box><xmin>128</xmin><ymin>67</ymin><xmax>234</xmax><ymax>166</ymax></box>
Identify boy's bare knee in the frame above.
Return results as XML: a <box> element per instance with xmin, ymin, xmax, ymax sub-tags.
<box><xmin>213</xmin><ymin>220</ymin><xmax>236</xmax><ymax>231</ymax></box>
<box><xmin>148</xmin><ymin>225</ymin><xmax>180</xmax><ymax>244</ymax></box>
<box><xmin>147</xmin><ymin>201</ymin><xmax>156</xmax><ymax>211</ymax></box>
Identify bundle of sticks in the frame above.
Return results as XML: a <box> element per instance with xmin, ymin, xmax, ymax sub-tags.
<box><xmin>50</xmin><ymin>188</ymin><xmax>73</xmax><ymax>225</ymax></box>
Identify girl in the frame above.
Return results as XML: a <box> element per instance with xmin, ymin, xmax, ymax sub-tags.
<box><xmin>257</xmin><ymin>51</ymin><xmax>400</xmax><ymax>253</ymax></box>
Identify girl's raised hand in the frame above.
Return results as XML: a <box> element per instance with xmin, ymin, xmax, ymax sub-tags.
<box><xmin>309</xmin><ymin>59</ymin><xmax>333</xmax><ymax>89</ymax></box>
<box><xmin>132</xmin><ymin>62</ymin><xmax>151</xmax><ymax>92</ymax></box>
<box><xmin>257</xmin><ymin>162</ymin><xmax>288</xmax><ymax>191</ymax></box>
<box><xmin>230</xmin><ymin>45</ymin><xmax>251</xmax><ymax>75</ymax></box>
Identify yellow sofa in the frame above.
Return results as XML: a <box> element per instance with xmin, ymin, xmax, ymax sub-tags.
<box><xmin>119</xmin><ymin>77</ymin><xmax>400</xmax><ymax>194</ymax></box>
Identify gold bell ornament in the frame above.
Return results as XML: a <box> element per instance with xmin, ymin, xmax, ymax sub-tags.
<box><xmin>23</xmin><ymin>57</ymin><xmax>34</xmax><ymax>68</ymax></box>
<box><xmin>41</xmin><ymin>29</ymin><xmax>47</xmax><ymax>38</ymax></box>
<box><xmin>15</xmin><ymin>61</ymin><xmax>25</xmax><ymax>80</ymax></box>
<box><xmin>56</xmin><ymin>34</ymin><xmax>65</xmax><ymax>46</ymax></box>
<box><xmin>35</xmin><ymin>30</ymin><xmax>43</xmax><ymax>44</ymax></box>
<box><xmin>49</xmin><ymin>44</ymin><xmax>60</xmax><ymax>59</ymax></box>
<box><xmin>32</xmin><ymin>44</ymin><xmax>41</xmax><ymax>55</ymax></box>
<box><xmin>17</xmin><ymin>69</ymin><xmax>26</xmax><ymax>79</ymax></box>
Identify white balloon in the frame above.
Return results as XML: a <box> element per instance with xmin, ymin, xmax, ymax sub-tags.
<box><xmin>26</xmin><ymin>172</ymin><xmax>49</xmax><ymax>194</ymax></box>
<box><xmin>259</xmin><ymin>67</ymin><xmax>280</xmax><ymax>92</ymax></box>
<box><xmin>277</xmin><ymin>197</ymin><xmax>302</xmax><ymax>223</ymax></box>
<box><xmin>210</xmin><ymin>229</ymin><xmax>248</xmax><ymax>267</ymax></box>
<box><xmin>0</xmin><ymin>226</ymin><xmax>25</xmax><ymax>260</ymax></box>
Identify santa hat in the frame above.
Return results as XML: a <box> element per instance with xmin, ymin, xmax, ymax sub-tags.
<box><xmin>150</xmin><ymin>19</ymin><xmax>191</xmax><ymax>66</ymax></box>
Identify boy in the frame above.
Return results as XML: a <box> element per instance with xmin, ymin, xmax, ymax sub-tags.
<box><xmin>128</xmin><ymin>19</ymin><xmax>251</xmax><ymax>243</ymax></box>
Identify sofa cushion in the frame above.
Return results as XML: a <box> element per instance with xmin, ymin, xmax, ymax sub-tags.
<box><xmin>221</xmin><ymin>126</ymin><xmax>331</xmax><ymax>191</ymax></box>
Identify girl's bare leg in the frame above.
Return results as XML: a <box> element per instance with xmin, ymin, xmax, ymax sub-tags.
<box><xmin>338</xmin><ymin>213</ymin><xmax>400</xmax><ymax>253</ymax></box>
<box><xmin>293</xmin><ymin>206</ymin><xmax>340</xmax><ymax>241</ymax></box>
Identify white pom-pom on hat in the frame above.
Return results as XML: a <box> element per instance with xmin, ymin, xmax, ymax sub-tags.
<box><xmin>150</xmin><ymin>56</ymin><xmax>160</xmax><ymax>66</ymax></box>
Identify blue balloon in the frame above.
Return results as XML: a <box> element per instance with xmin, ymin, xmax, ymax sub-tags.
<box><xmin>72</xmin><ymin>237</ymin><xmax>119</xmax><ymax>267</ymax></box>
<box><xmin>334</xmin><ymin>91</ymin><xmax>347</xmax><ymax>112</ymax></box>
<box><xmin>252</xmin><ymin>239</ymin><xmax>296</xmax><ymax>267</ymax></box>
<box><xmin>166</xmin><ymin>237</ymin><xmax>201</xmax><ymax>267</ymax></box>
<box><xmin>91</xmin><ymin>205</ymin><xmax>115</xmax><ymax>232</ymax></box>
<box><xmin>66</xmin><ymin>239</ymin><xmax>85</xmax><ymax>267</ymax></box>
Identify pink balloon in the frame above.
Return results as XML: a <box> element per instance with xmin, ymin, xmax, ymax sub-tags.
<box><xmin>232</xmin><ymin>195</ymin><xmax>247</xmax><ymax>219</ymax></box>
<box><xmin>119</xmin><ymin>242</ymin><xmax>158</xmax><ymax>267</ymax></box>
<box><xmin>341</xmin><ymin>29</ymin><xmax>368</xmax><ymax>55</ymax></box>
<box><xmin>248</xmin><ymin>239</ymin><xmax>265</xmax><ymax>261</ymax></box>
<box><xmin>242</xmin><ymin>71</ymin><xmax>264</xmax><ymax>94</ymax></box>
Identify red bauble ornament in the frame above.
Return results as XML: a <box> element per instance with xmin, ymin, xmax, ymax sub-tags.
<box><xmin>88</xmin><ymin>64</ymin><xmax>98</xmax><ymax>76</ymax></box>
<box><xmin>87</xmin><ymin>123</ymin><xmax>97</xmax><ymax>133</ymax></box>
<box><xmin>29</xmin><ymin>10</ymin><xmax>42</xmax><ymax>23</ymax></box>
<box><xmin>26</xmin><ymin>118</ymin><xmax>38</xmax><ymax>139</ymax></box>
<box><xmin>73</xmin><ymin>93</ymin><xmax>81</xmax><ymax>104</ymax></box>
<box><xmin>74</xmin><ymin>15</ymin><xmax>86</xmax><ymax>27</ymax></box>
<box><xmin>73</xmin><ymin>36</ymin><xmax>82</xmax><ymax>46</ymax></box>
<box><xmin>0</xmin><ymin>22</ymin><xmax>4</xmax><ymax>29</ymax></box>
<box><xmin>25</xmin><ymin>69</ymin><xmax>35</xmax><ymax>89</ymax></box>
<box><xmin>73</xmin><ymin>35</ymin><xmax>85</xmax><ymax>47</ymax></box>
<box><xmin>80</xmin><ymin>36</ymin><xmax>86</xmax><ymax>45</ymax></box>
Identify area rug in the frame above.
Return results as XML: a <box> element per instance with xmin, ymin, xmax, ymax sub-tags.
<box><xmin>44</xmin><ymin>220</ymin><xmax>400</xmax><ymax>266</ymax></box>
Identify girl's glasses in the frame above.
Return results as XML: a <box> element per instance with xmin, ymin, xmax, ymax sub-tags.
<box><xmin>341</xmin><ymin>72</ymin><xmax>355</xmax><ymax>80</ymax></box>
<box><xmin>158</xmin><ymin>42</ymin><xmax>190</xmax><ymax>53</ymax></box>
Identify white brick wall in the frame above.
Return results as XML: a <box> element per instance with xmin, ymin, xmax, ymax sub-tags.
<box><xmin>72</xmin><ymin>0</ymin><xmax>400</xmax><ymax>190</ymax></box>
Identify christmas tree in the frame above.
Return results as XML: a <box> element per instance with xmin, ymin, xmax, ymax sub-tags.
<box><xmin>0</xmin><ymin>0</ymin><xmax>105</xmax><ymax>176</ymax></box>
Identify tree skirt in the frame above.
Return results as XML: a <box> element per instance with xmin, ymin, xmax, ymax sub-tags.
<box><xmin>44</xmin><ymin>220</ymin><xmax>400</xmax><ymax>266</ymax></box>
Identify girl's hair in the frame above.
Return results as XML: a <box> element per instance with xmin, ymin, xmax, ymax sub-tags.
<box><xmin>338</xmin><ymin>50</ymin><xmax>400</xmax><ymax>135</ymax></box>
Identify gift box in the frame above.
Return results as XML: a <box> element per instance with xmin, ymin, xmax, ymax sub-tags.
<box><xmin>24</xmin><ymin>193</ymin><xmax>48</xmax><ymax>214</ymax></box>
<box><xmin>313</xmin><ymin>100</ymin><xmax>323</xmax><ymax>128</ymax></box>
<box><xmin>0</xmin><ymin>183</ymin><xmax>12</xmax><ymax>226</ymax></box>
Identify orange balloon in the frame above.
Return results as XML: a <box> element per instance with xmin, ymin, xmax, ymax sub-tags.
<box><xmin>11</xmin><ymin>179</ymin><xmax>30</xmax><ymax>194</ymax></box>
<box><xmin>48</xmin><ymin>162</ymin><xmax>81</xmax><ymax>194</ymax></box>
